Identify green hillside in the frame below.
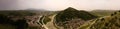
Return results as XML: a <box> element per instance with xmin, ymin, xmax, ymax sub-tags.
<box><xmin>54</xmin><ymin>7</ymin><xmax>98</xmax><ymax>29</ymax></box>
<box><xmin>55</xmin><ymin>7</ymin><xmax>98</xmax><ymax>23</ymax></box>
<box><xmin>79</xmin><ymin>11</ymin><xmax>120</xmax><ymax>29</ymax></box>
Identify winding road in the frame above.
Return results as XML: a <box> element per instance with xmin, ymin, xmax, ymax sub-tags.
<box><xmin>34</xmin><ymin>14</ymin><xmax>57</xmax><ymax>29</ymax></box>
<box><xmin>37</xmin><ymin>15</ymin><xmax>48</xmax><ymax>29</ymax></box>
<box><xmin>45</xmin><ymin>14</ymin><xmax>57</xmax><ymax>29</ymax></box>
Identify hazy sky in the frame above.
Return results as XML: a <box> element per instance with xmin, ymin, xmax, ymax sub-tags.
<box><xmin>1</xmin><ymin>0</ymin><xmax>120</xmax><ymax>11</ymax></box>
<box><xmin>0</xmin><ymin>0</ymin><xmax>17</xmax><ymax>10</ymax></box>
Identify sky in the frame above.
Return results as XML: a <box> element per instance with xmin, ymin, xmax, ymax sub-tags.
<box><xmin>0</xmin><ymin>0</ymin><xmax>120</xmax><ymax>11</ymax></box>
<box><xmin>0</xmin><ymin>0</ymin><xmax>17</xmax><ymax>10</ymax></box>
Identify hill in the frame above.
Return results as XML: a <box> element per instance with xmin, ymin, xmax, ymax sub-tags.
<box><xmin>54</xmin><ymin>7</ymin><xmax>98</xmax><ymax>29</ymax></box>
<box><xmin>90</xmin><ymin>10</ymin><xmax>117</xmax><ymax>16</ymax></box>
<box><xmin>55</xmin><ymin>7</ymin><xmax>98</xmax><ymax>22</ymax></box>
<box><xmin>79</xmin><ymin>10</ymin><xmax>120</xmax><ymax>29</ymax></box>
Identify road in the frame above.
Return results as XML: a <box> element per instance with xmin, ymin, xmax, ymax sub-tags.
<box><xmin>36</xmin><ymin>14</ymin><xmax>57</xmax><ymax>29</ymax></box>
<box><xmin>45</xmin><ymin>14</ymin><xmax>57</xmax><ymax>29</ymax></box>
<box><xmin>37</xmin><ymin>15</ymin><xmax>48</xmax><ymax>29</ymax></box>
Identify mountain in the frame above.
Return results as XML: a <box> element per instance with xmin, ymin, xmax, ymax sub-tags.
<box><xmin>55</xmin><ymin>7</ymin><xmax>98</xmax><ymax>22</ymax></box>
<box><xmin>54</xmin><ymin>7</ymin><xmax>98</xmax><ymax>29</ymax></box>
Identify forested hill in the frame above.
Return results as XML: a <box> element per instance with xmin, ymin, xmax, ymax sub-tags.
<box><xmin>55</xmin><ymin>7</ymin><xmax>98</xmax><ymax>22</ymax></box>
<box><xmin>54</xmin><ymin>7</ymin><xmax>98</xmax><ymax>29</ymax></box>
